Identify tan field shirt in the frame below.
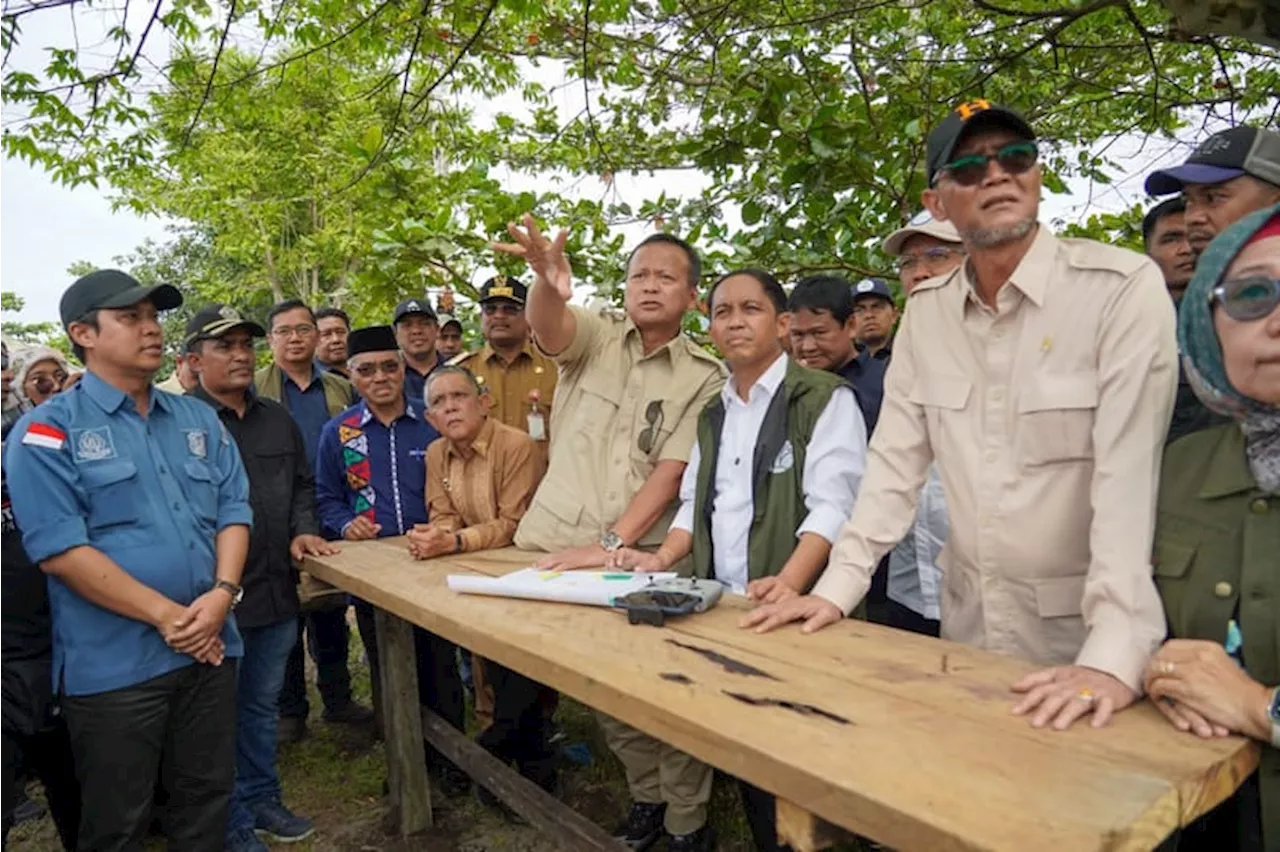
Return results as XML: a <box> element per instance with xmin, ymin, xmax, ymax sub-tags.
<box><xmin>425</xmin><ymin>417</ymin><xmax>540</xmax><ymax>552</ymax></box>
<box><xmin>813</xmin><ymin>226</ymin><xmax>1176</xmax><ymax>690</ymax></box>
<box><xmin>514</xmin><ymin>305</ymin><xmax>726</xmax><ymax>552</ymax></box>
<box><xmin>451</xmin><ymin>341</ymin><xmax>558</xmax><ymax>472</ymax></box>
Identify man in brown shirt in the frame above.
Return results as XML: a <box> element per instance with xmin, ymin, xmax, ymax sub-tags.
<box><xmin>496</xmin><ymin>217</ymin><xmax>725</xmax><ymax>852</ymax></box>
<box><xmin>449</xmin><ymin>276</ymin><xmax>557</xmax><ymax>468</ymax></box>
<box><xmin>747</xmin><ymin>102</ymin><xmax>1176</xmax><ymax>734</ymax></box>
<box><xmin>407</xmin><ymin>365</ymin><xmax>557</xmax><ymax>793</ymax></box>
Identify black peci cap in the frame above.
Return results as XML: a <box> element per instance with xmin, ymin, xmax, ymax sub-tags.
<box><xmin>348</xmin><ymin>325</ymin><xmax>400</xmax><ymax>357</ymax></box>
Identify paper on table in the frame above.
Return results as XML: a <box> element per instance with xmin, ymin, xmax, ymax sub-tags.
<box><xmin>447</xmin><ymin>567</ymin><xmax>679</xmax><ymax>607</ymax></box>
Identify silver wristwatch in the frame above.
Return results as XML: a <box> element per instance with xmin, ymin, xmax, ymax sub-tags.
<box><xmin>599</xmin><ymin>529</ymin><xmax>624</xmax><ymax>553</ymax></box>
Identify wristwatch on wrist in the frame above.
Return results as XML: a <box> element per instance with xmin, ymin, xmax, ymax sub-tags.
<box><xmin>454</xmin><ymin>533</ymin><xmax>464</xmax><ymax>554</ymax></box>
<box><xmin>1268</xmin><ymin>686</ymin><xmax>1280</xmax><ymax>748</ymax></box>
<box><xmin>214</xmin><ymin>580</ymin><xmax>244</xmax><ymax>610</ymax></box>
<box><xmin>599</xmin><ymin>529</ymin><xmax>624</xmax><ymax>553</ymax></box>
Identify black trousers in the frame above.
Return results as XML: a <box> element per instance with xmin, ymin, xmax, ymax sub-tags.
<box><xmin>880</xmin><ymin>598</ymin><xmax>941</xmax><ymax>638</ymax></box>
<box><xmin>278</xmin><ymin>606</ymin><xmax>353</xmax><ymax>719</ymax></box>
<box><xmin>61</xmin><ymin>663</ymin><xmax>237</xmax><ymax>852</ymax></box>
<box><xmin>738</xmin><ymin>779</ymin><xmax>789</xmax><ymax>852</ymax></box>
<box><xmin>352</xmin><ymin>600</ymin><xmax>464</xmax><ymax>733</ymax></box>
<box><xmin>2</xmin><ymin>718</ymin><xmax>80</xmax><ymax>850</ymax></box>
<box><xmin>476</xmin><ymin>663</ymin><xmax>557</xmax><ymax>791</ymax></box>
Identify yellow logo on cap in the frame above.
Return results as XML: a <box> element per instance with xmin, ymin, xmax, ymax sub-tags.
<box><xmin>954</xmin><ymin>99</ymin><xmax>992</xmax><ymax>120</ymax></box>
<box><xmin>490</xmin><ymin>286</ymin><xmax>514</xmax><ymax>298</ymax></box>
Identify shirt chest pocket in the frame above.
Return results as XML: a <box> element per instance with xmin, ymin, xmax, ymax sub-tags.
<box><xmin>1016</xmin><ymin>372</ymin><xmax>1097</xmax><ymax>467</ymax></box>
<box><xmin>576</xmin><ymin>372</ymin><xmax>621</xmax><ymax>437</ymax></box>
<box><xmin>182</xmin><ymin>459</ymin><xmax>219</xmax><ymax>526</ymax></box>
<box><xmin>80</xmin><ymin>462</ymin><xmax>141</xmax><ymax>533</ymax></box>
<box><xmin>907</xmin><ymin>372</ymin><xmax>971</xmax><ymax>441</ymax></box>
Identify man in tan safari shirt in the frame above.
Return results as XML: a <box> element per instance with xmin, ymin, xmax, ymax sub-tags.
<box><xmin>747</xmin><ymin>102</ymin><xmax>1177</xmax><ymax>735</ymax></box>
<box><xmin>496</xmin><ymin>215</ymin><xmax>725</xmax><ymax>851</ymax></box>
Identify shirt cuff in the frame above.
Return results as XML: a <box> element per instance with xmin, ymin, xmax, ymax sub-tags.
<box><xmin>215</xmin><ymin>505</ymin><xmax>254</xmax><ymax>533</ymax></box>
<box><xmin>811</xmin><ymin>567</ymin><xmax>870</xmax><ymax>617</ymax></box>
<box><xmin>21</xmin><ymin>518</ymin><xmax>89</xmax><ymax>564</ymax></box>
<box><xmin>796</xmin><ymin>505</ymin><xmax>847</xmax><ymax>545</ymax></box>
<box><xmin>1074</xmin><ymin>622</ymin><xmax>1150</xmax><ymax>694</ymax></box>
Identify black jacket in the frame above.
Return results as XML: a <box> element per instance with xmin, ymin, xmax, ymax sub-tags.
<box><xmin>1167</xmin><ymin>365</ymin><xmax>1230</xmax><ymax>445</ymax></box>
<box><xmin>191</xmin><ymin>387</ymin><xmax>319</xmax><ymax>629</ymax></box>
<box><xmin>2</xmin><ymin>468</ymin><xmax>56</xmax><ymax>736</ymax></box>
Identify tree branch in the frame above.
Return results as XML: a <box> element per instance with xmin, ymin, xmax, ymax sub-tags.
<box><xmin>179</xmin><ymin>0</ymin><xmax>236</xmax><ymax>153</ymax></box>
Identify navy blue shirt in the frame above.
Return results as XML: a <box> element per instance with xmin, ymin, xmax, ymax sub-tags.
<box><xmin>402</xmin><ymin>353</ymin><xmax>443</xmax><ymax>412</ymax></box>
<box><xmin>281</xmin><ymin>363</ymin><xmax>331</xmax><ymax>467</ymax></box>
<box><xmin>836</xmin><ymin>349</ymin><xmax>887</xmax><ymax>435</ymax></box>
<box><xmin>314</xmin><ymin>399</ymin><xmax>439</xmax><ymax>540</ymax></box>
<box><xmin>4</xmin><ymin>372</ymin><xmax>251</xmax><ymax>697</ymax></box>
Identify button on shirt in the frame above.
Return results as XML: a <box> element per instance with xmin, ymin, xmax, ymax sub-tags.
<box><xmin>315</xmin><ymin>399</ymin><xmax>438</xmax><ymax>539</ymax></box>
<box><xmin>5</xmin><ymin>372</ymin><xmax>252</xmax><ymax>696</ymax></box>
<box><xmin>514</xmin><ymin>305</ymin><xmax>726</xmax><ymax>552</ymax></box>
<box><xmin>812</xmin><ymin>226</ymin><xmax>1176</xmax><ymax>690</ymax></box>
<box><xmin>671</xmin><ymin>354</ymin><xmax>866</xmax><ymax>594</ymax></box>
<box><xmin>426</xmin><ymin>417</ymin><xmax>541</xmax><ymax>552</ymax></box>
<box><xmin>282</xmin><ymin>363</ymin><xmax>332</xmax><ymax>467</ymax></box>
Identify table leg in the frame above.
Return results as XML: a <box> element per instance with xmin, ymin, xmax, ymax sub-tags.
<box><xmin>375</xmin><ymin>608</ymin><xmax>432</xmax><ymax>834</ymax></box>
<box><xmin>775</xmin><ymin>797</ymin><xmax>848</xmax><ymax>852</ymax></box>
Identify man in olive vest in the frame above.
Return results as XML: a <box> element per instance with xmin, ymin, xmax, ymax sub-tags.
<box><xmin>608</xmin><ymin>268</ymin><xmax>865</xmax><ymax>851</ymax></box>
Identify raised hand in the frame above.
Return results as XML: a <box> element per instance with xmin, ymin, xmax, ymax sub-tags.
<box><xmin>493</xmin><ymin>213</ymin><xmax>572</xmax><ymax>301</ymax></box>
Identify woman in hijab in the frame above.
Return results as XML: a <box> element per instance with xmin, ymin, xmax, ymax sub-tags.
<box><xmin>13</xmin><ymin>347</ymin><xmax>71</xmax><ymax>410</ymax></box>
<box><xmin>1146</xmin><ymin>203</ymin><xmax>1279</xmax><ymax>852</ymax></box>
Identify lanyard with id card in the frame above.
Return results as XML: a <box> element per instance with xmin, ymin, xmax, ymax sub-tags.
<box><xmin>527</xmin><ymin>388</ymin><xmax>546</xmax><ymax>441</ymax></box>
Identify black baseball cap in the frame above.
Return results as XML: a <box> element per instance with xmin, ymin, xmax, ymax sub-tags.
<box><xmin>59</xmin><ymin>269</ymin><xmax>183</xmax><ymax>329</ymax></box>
<box><xmin>851</xmin><ymin>278</ymin><xmax>894</xmax><ymax>304</ymax></box>
<box><xmin>184</xmin><ymin>304</ymin><xmax>266</xmax><ymax>347</ymax></box>
<box><xmin>926</xmin><ymin>100</ymin><xmax>1036</xmax><ymax>186</ymax></box>
<box><xmin>478</xmin><ymin>275</ymin><xmax>527</xmax><ymax>305</ymax></box>
<box><xmin>393</xmin><ymin>298</ymin><xmax>437</xmax><ymax>325</ymax></box>
<box><xmin>1144</xmin><ymin>126</ymin><xmax>1280</xmax><ymax>196</ymax></box>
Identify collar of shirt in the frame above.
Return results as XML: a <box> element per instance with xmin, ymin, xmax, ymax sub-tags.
<box><xmin>857</xmin><ymin>345</ymin><xmax>891</xmax><ymax>366</ymax></box>
<box><xmin>190</xmin><ymin>385</ymin><xmax>264</xmax><ymax>418</ymax></box>
<box><xmin>482</xmin><ymin>341</ymin><xmax>534</xmax><ymax>365</ymax></box>
<box><xmin>955</xmin><ymin>223</ymin><xmax>1055</xmax><ymax>312</ymax></box>
<box><xmin>443</xmin><ymin>415</ymin><xmax>496</xmax><ymax>463</ymax></box>
<box><xmin>622</xmin><ymin>319</ymin><xmax>683</xmax><ymax>364</ymax></box>
<box><xmin>81</xmin><ymin>370</ymin><xmax>171</xmax><ymax>417</ymax></box>
<box><xmin>721</xmin><ymin>353</ymin><xmax>787</xmax><ymax>408</ymax></box>
<box><xmin>406</xmin><ymin>352</ymin><xmax>442</xmax><ymax>377</ymax></box>
<box><xmin>357</xmin><ymin>398</ymin><xmax>420</xmax><ymax>427</ymax></box>
<box><xmin>1198</xmin><ymin>425</ymin><xmax>1257</xmax><ymax>499</ymax></box>
<box><xmin>282</xmin><ymin>362</ymin><xmax>323</xmax><ymax>390</ymax></box>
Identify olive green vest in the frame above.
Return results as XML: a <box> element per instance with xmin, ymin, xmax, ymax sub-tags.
<box><xmin>254</xmin><ymin>363</ymin><xmax>353</xmax><ymax>418</ymax></box>
<box><xmin>1154</xmin><ymin>424</ymin><xmax>1278</xmax><ymax>850</ymax></box>
<box><xmin>691</xmin><ymin>359</ymin><xmax>845</xmax><ymax>585</ymax></box>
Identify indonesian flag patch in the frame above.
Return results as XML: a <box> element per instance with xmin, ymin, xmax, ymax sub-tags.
<box><xmin>22</xmin><ymin>422</ymin><xmax>67</xmax><ymax>450</ymax></box>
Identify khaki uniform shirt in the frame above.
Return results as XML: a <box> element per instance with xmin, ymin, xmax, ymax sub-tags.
<box><xmin>451</xmin><ymin>341</ymin><xmax>558</xmax><ymax>469</ymax></box>
<box><xmin>813</xmin><ymin>226</ymin><xmax>1176</xmax><ymax>690</ymax></box>
<box><xmin>425</xmin><ymin>418</ymin><xmax>541</xmax><ymax>552</ymax></box>
<box><xmin>514</xmin><ymin>305</ymin><xmax>726</xmax><ymax>552</ymax></box>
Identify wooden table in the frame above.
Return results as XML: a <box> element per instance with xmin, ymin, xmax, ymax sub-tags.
<box><xmin>304</xmin><ymin>540</ymin><xmax>1259</xmax><ymax>852</ymax></box>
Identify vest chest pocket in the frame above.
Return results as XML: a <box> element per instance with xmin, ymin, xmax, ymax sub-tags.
<box><xmin>80</xmin><ymin>461</ymin><xmax>141</xmax><ymax>532</ymax></box>
<box><xmin>1016</xmin><ymin>372</ymin><xmax>1097</xmax><ymax>467</ymax></box>
<box><xmin>183</xmin><ymin>460</ymin><xmax>219</xmax><ymax>525</ymax></box>
<box><xmin>1153</xmin><ymin>538</ymin><xmax>1197</xmax><ymax>639</ymax></box>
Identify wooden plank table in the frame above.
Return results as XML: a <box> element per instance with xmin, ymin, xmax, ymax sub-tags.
<box><xmin>304</xmin><ymin>541</ymin><xmax>1260</xmax><ymax>852</ymax></box>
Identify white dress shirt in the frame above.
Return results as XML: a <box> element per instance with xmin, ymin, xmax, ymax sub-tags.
<box><xmin>887</xmin><ymin>464</ymin><xmax>948</xmax><ymax>621</ymax></box>
<box><xmin>671</xmin><ymin>354</ymin><xmax>866</xmax><ymax>594</ymax></box>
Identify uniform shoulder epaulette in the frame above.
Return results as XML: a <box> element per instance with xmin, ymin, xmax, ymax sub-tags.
<box><xmin>681</xmin><ymin>337</ymin><xmax>728</xmax><ymax>373</ymax></box>
<box><xmin>1058</xmin><ymin>237</ymin><xmax>1149</xmax><ymax>277</ymax></box>
<box><xmin>448</xmin><ymin>351</ymin><xmax>477</xmax><ymax>367</ymax></box>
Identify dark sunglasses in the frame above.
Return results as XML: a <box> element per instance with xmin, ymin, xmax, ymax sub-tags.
<box><xmin>938</xmin><ymin>141</ymin><xmax>1038</xmax><ymax>187</ymax></box>
<box><xmin>636</xmin><ymin>400</ymin><xmax>665</xmax><ymax>455</ymax></box>
<box><xmin>1210</xmin><ymin>276</ymin><xmax>1280</xmax><ymax>322</ymax></box>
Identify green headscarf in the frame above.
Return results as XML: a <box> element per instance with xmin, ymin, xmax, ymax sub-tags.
<box><xmin>1178</xmin><ymin>201</ymin><xmax>1280</xmax><ymax>493</ymax></box>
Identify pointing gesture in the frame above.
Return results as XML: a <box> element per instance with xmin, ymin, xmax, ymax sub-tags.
<box><xmin>493</xmin><ymin>213</ymin><xmax>572</xmax><ymax>302</ymax></box>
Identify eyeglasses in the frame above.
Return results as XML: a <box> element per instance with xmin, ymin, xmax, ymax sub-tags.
<box><xmin>636</xmin><ymin>400</ymin><xmax>665</xmax><ymax>455</ymax></box>
<box><xmin>937</xmin><ymin>141</ymin><xmax>1038</xmax><ymax>187</ymax></box>
<box><xmin>271</xmin><ymin>324</ymin><xmax>316</xmax><ymax>338</ymax></box>
<box><xmin>895</xmin><ymin>247</ymin><xmax>964</xmax><ymax>273</ymax></box>
<box><xmin>352</xmin><ymin>359</ymin><xmax>403</xmax><ymax>378</ymax></box>
<box><xmin>482</xmin><ymin>302</ymin><xmax>523</xmax><ymax>317</ymax></box>
<box><xmin>1211</xmin><ymin>276</ymin><xmax>1280</xmax><ymax>322</ymax></box>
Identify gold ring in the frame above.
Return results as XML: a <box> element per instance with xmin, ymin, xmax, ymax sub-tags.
<box><xmin>1161</xmin><ymin>660</ymin><xmax>1175</xmax><ymax>676</ymax></box>
<box><xmin>1075</xmin><ymin>688</ymin><xmax>1095</xmax><ymax>704</ymax></box>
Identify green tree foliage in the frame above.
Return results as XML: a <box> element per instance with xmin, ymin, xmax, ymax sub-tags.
<box><xmin>1</xmin><ymin>292</ymin><xmax>60</xmax><ymax>345</ymax></box>
<box><xmin>4</xmin><ymin>0</ymin><xmax>1277</xmax><ymax>320</ymax></box>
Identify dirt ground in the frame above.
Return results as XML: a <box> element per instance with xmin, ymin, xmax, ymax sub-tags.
<box><xmin>7</xmin><ymin>631</ymin><xmax>850</xmax><ymax>851</ymax></box>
